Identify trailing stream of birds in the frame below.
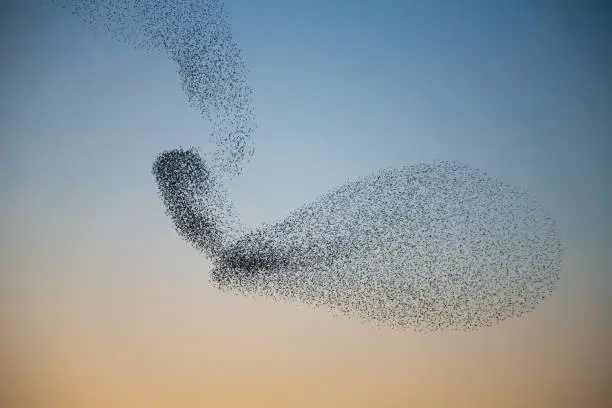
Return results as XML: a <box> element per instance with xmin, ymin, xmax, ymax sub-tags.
<box><xmin>53</xmin><ymin>0</ymin><xmax>564</xmax><ymax>331</ymax></box>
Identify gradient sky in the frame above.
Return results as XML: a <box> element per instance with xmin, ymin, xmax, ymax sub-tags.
<box><xmin>2</xmin><ymin>0</ymin><xmax>611</xmax><ymax>407</ymax></box>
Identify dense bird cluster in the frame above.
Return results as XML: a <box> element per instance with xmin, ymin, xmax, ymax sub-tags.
<box><xmin>52</xmin><ymin>0</ymin><xmax>256</xmax><ymax>177</ymax></box>
<box><xmin>54</xmin><ymin>0</ymin><xmax>563</xmax><ymax>331</ymax></box>
<box><xmin>153</xmin><ymin>151</ymin><xmax>563</xmax><ymax>331</ymax></box>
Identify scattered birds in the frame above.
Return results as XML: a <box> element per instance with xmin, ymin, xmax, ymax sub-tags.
<box><xmin>55</xmin><ymin>0</ymin><xmax>563</xmax><ymax>331</ymax></box>
<box><xmin>52</xmin><ymin>0</ymin><xmax>256</xmax><ymax>177</ymax></box>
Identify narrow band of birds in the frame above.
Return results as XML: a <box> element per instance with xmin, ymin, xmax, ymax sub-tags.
<box><xmin>52</xmin><ymin>0</ymin><xmax>256</xmax><ymax>177</ymax></box>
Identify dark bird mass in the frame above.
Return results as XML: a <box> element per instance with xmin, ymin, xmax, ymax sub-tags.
<box><xmin>153</xmin><ymin>150</ymin><xmax>563</xmax><ymax>331</ymax></box>
<box><xmin>54</xmin><ymin>0</ymin><xmax>563</xmax><ymax>331</ymax></box>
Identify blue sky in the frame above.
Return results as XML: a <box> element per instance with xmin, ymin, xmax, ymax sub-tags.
<box><xmin>5</xmin><ymin>0</ymin><xmax>609</xmax><ymax>259</ymax></box>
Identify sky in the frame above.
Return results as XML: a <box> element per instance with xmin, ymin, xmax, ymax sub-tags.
<box><xmin>1</xmin><ymin>0</ymin><xmax>611</xmax><ymax>407</ymax></box>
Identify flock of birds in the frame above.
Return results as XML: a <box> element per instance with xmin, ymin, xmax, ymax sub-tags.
<box><xmin>53</xmin><ymin>0</ymin><xmax>563</xmax><ymax>331</ymax></box>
